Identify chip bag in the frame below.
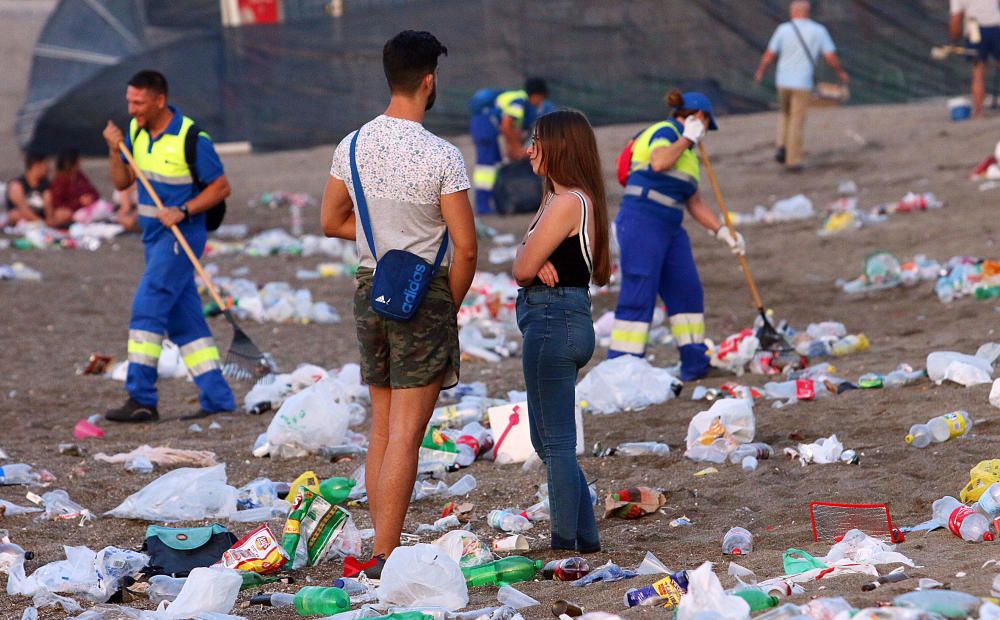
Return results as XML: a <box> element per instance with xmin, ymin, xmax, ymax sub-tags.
<box><xmin>218</xmin><ymin>524</ymin><xmax>288</xmax><ymax>574</ymax></box>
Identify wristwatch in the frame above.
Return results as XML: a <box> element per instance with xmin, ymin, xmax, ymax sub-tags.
<box><xmin>178</xmin><ymin>203</ymin><xmax>190</xmax><ymax>220</ymax></box>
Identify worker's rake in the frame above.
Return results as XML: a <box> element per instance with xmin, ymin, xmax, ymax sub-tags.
<box><xmin>119</xmin><ymin>142</ymin><xmax>276</xmax><ymax>382</ymax></box>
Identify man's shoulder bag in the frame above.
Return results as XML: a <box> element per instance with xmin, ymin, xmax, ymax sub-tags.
<box><xmin>788</xmin><ymin>21</ymin><xmax>850</xmax><ymax>107</ymax></box>
<box><xmin>349</xmin><ymin>129</ymin><xmax>448</xmax><ymax>322</ymax></box>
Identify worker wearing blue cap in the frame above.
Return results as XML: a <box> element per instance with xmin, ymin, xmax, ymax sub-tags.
<box><xmin>608</xmin><ymin>90</ymin><xmax>745</xmax><ymax>381</ymax></box>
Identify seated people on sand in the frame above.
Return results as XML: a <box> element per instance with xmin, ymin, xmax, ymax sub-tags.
<box><xmin>51</xmin><ymin>149</ymin><xmax>114</xmax><ymax>227</ymax></box>
<box><xmin>5</xmin><ymin>152</ymin><xmax>51</xmax><ymax>225</ymax></box>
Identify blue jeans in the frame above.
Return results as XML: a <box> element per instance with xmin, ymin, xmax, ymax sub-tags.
<box><xmin>516</xmin><ymin>286</ymin><xmax>600</xmax><ymax>552</ymax></box>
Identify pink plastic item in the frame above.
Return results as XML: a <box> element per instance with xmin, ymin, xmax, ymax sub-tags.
<box><xmin>73</xmin><ymin>419</ymin><xmax>105</xmax><ymax>439</ymax></box>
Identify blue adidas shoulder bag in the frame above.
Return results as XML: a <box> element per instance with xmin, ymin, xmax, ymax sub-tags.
<box><xmin>350</xmin><ymin>129</ymin><xmax>449</xmax><ymax>321</ymax></box>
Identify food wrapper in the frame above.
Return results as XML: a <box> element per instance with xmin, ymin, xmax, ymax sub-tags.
<box><xmin>219</xmin><ymin>523</ymin><xmax>288</xmax><ymax>574</ymax></box>
<box><xmin>295</xmin><ymin>494</ymin><xmax>351</xmax><ymax>568</ymax></box>
<box><xmin>604</xmin><ymin>486</ymin><xmax>667</xmax><ymax>519</ymax></box>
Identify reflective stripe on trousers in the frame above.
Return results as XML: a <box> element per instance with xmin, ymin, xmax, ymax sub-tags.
<box><xmin>180</xmin><ymin>336</ymin><xmax>222</xmax><ymax>377</ymax></box>
<box><xmin>127</xmin><ymin>329</ymin><xmax>163</xmax><ymax>366</ymax></box>
<box><xmin>609</xmin><ymin>319</ymin><xmax>649</xmax><ymax>355</ymax></box>
<box><xmin>669</xmin><ymin>312</ymin><xmax>705</xmax><ymax>346</ymax></box>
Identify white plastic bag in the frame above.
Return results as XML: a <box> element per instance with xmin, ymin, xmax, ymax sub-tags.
<box><xmin>821</xmin><ymin>529</ymin><xmax>915</xmax><ymax>567</ymax></box>
<box><xmin>265</xmin><ymin>376</ymin><xmax>351</xmax><ymax>455</ymax></box>
<box><xmin>576</xmin><ymin>357</ymin><xmax>681</xmax><ymax>414</ymax></box>
<box><xmin>795</xmin><ymin>435</ymin><xmax>844</xmax><ymax>465</ymax></box>
<box><xmin>927</xmin><ymin>350</ymin><xmax>994</xmax><ymax>386</ymax></box>
<box><xmin>105</xmin><ymin>465</ymin><xmax>237</xmax><ymax>522</ymax></box>
<box><xmin>432</xmin><ymin>530</ymin><xmax>494</xmax><ymax>569</ymax></box>
<box><xmin>378</xmin><ymin>544</ymin><xmax>468</xmax><ymax>610</ymax></box>
<box><xmin>676</xmin><ymin>562</ymin><xmax>750</xmax><ymax>620</ymax></box>
<box><xmin>685</xmin><ymin>399</ymin><xmax>755</xmax><ymax>462</ymax></box>
<box><xmin>157</xmin><ymin>566</ymin><xmax>242</xmax><ymax>619</ymax></box>
<box><xmin>991</xmin><ymin>378</ymin><xmax>1000</xmax><ymax>409</ymax></box>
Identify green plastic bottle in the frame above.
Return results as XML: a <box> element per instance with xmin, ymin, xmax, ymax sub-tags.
<box><xmin>293</xmin><ymin>586</ymin><xmax>351</xmax><ymax>615</ymax></box>
<box><xmin>238</xmin><ymin>571</ymin><xmax>284</xmax><ymax>591</ymax></box>
<box><xmin>318</xmin><ymin>477</ymin><xmax>356</xmax><ymax>505</ymax></box>
<box><xmin>462</xmin><ymin>556</ymin><xmax>543</xmax><ymax>587</ymax></box>
<box><xmin>733</xmin><ymin>589</ymin><xmax>780</xmax><ymax>612</ymax></box>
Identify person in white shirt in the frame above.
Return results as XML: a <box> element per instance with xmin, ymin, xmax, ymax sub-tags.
<box><xmin>950</xmin><ymin>0</ymin><xmax>1000</xmax><ymax>117</ymax></box>
<box><xmin>321</xmin><ymin>30</ymin><xmax>477</xmax><ymax>573</ymax></box>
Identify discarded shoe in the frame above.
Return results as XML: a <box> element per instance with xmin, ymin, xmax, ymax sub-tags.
<box><xmin>105</xmin><ymin>398</ymin><xmax>159</xmax><ymax>423</ymax></box>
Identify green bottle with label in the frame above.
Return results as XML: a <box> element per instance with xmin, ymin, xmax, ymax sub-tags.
<box><xmin>733</xmin><ymin>589</ymin><xmax>780</xmax><ymax>612</ymax></box>
<box><xmin>462</xmin><ymin>556</ymin><xmax>543</xmax><ymax>587</ymax></box>
<box><xmin>293</xmin><ymin>586</ymin><xmax>351</xmax><ymax>615</ymax></box>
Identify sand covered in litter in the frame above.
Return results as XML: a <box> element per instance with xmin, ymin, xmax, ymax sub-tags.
<box><xmin>5</xmin><ymin>3</ymin><xmax>1000</xmax><ymax>618</ymax></box>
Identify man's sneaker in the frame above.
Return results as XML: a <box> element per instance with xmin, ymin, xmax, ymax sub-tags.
<box><xmin>775</xmin><ymin>147</ymin><xmax>787</xmax><ymax>164</ymax></box>
<box><xmin>179</xmin><ymin>409</ymin><xmax>231</xmax><ymax>421</ymax></box>
<box><xmin>361</xmin><ymin>555</ymin><xmax>386</xmax><ymax>582</ymax></box>
<box><xmin>105</xmin><ymin>398</ymin><xmax>159</xmax><ymax>423</ymax></box>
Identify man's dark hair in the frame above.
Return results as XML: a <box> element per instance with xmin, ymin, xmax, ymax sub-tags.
<box><xmin>24</xmin><ymin>151</ymin><xmax>47</xmax><ymax>169</ymax></box>
<box><xmin>525</xmin><ymin>77</ymin><xmax>548</xmax><ymax>97</ymax></box>
<box><xmin>382</xmin><ymin>30</ymin><xmax>447</xmax><ymax>94</ymax></box>
<box><xmin>128</xmin><ymin>70</ymin><xmax>169</xmax><ymax>96</ymax></box>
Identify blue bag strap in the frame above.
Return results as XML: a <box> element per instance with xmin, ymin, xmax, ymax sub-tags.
<box><xmin>349</xmin><ymin>129</ymin><xmax>377</xmax><ymax>259</ymax></box>
<box><xmin>351</xmin><ymin>127</ymin><xmax>450</xmax><ymax>270</ymax></box>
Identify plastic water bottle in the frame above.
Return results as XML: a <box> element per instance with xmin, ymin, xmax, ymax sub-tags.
<box><xmin>722</xmin><ymin>527</ymin><xmax>753</xmax><ymax>555</ymax></box>
<box><xmin>616</xmin><ymin>442</ymin><xmax>670</xmax><ymax>456</ymax></box>
<box><xmin>884</xmin><ymin>364</ymin><xmax>925</xmax><ymax>388</ymax></box>
<box><xmin>252</xmin><ymin>587</ymin><xmax>351</xmax><ymax>615</ymax></box>
<box><xmin>462</xmin><ymin>556</ymin><xmax>543</xmax><ymax>587</ymax></box>
<box><xmin>147</xmin><ymin>575</ymin><xmax>185</xmax><ymax>604</ymax></box>
<box><xmin>932</xmin><ymin>496</ymin><xmax>991</xmax><ymax>541</ymax></box>
<box><xmin>927</xmin><ymin>411</ymin><xmax>972</xmax><ymax>441</ymax></box>
<box><xmin>0</xmin><ymin>540</ymin><xmax>33</xmax><ymax>574</ymax></box>
<box><xmin>905</xmin><ymin>424</ymin><xmax>933</xmax><ymax>448</ymax></box>
<box><xmin>0</xmin><ymin>464</ymin><xmax>37</xmax><ymax>485</ymax></box>
<box><xmin>978</xmin><ymin>482</ymin><xmax>1000</xmax><ymax>518</ymax></box>
<box><xmin>906</xmin><ymin>411</ymin><xmax>972</xmax><ymax>447</ymax></box>
<box><xmin>487</xmin><ymin>510</ymin><xmax>533</xmax><ymax>533</ymax></box>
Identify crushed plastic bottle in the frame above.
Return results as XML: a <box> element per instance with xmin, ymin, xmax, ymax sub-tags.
<box><xmin>570</xmin><ymin>562</ymin><xmax>638</xmax><ymax>587</ymax></box>
<box><xmin>616</xmin><ymin>442</ymin><xmax>670</xmax><ymax>456</ymax></box>
<box><xmin>883</xmin><ymin>364</ymin><xmax>925</xmax><ymax>388</ymax></box>
<box><xmin>728</xmin><ymin>443</ymin><xmax>773</xmax><ymax>464</ymax></box>
<box><xmin>932</xmin><ymin>496</ymin><xmax>991</xmax><ymax>542</ymax></box>
<box><xmin>487</xmin><ymin>510</ymin><xmax>532</xmax><ymax>533</ymax></box>
<box><xmin>894</xmin><ymin>590</ymin><xmax>981</xmax><ymax>618</ymax></box>
<box><xmin>722</xmin><ymin>527</ymin><xmax>753</xmax><ymax>555</ymax></box>
<box><xmin>978</xmin><ymin>482</ymin><xmax>1000</xmax><ymax>518</ymax></box>
<box><xmin>0</xmin><ymin>464</ymin><xmax>39</xmax><ymax>485</ymax></box>
<box><xmin>147</xmin><ymin>574</ymin><xmax>185</xmax><ymax>604</ymax></box>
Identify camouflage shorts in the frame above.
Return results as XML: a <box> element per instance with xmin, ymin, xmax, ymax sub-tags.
<box><xmin>354</xmin><ymin>267</ymin><xmax>460</xmax><ymax>389</ymax></box>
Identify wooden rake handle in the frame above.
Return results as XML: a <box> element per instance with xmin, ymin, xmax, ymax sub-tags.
<box><xmin>697</xmin><ymin>141</ymin><xmax>765</xmax><ymax>312</ymax></box>
<box><xmin>118</xmin><ymin>141</ymin><xmax>228</xmax><ymax>310</ymax></box>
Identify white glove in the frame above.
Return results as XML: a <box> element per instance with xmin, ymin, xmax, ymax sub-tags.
<box><xmin>715</xmin><ymin>226</ymin><xmax>746</xmax><ymax>255</ymax></box>
<box><xmin>682</xmin><ymin>115</ymin><xmax>706</xmax><ymax>145</ymax></box>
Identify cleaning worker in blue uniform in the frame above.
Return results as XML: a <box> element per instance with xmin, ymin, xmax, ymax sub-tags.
<box><xmin>609</xmin><ymin>90</ymin><xmax>746</xmax><ymax>381</ymax></box>
<box><xmin>101</xmin><ymin>70</ymin><xmax>236</xmax><ymax>422</ymax></box>
<box><xmin>468</xmin><ymin>77</ymin><xmax>549</xmax><ymax>214</ymax></box>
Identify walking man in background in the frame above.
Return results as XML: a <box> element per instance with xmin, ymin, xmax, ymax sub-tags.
<box><xmin>950</xmin><ymin>0</ymin><xmax>1000</xmax><ymax>118</ymax></box>
<box><xmin>321</xmin><ymin>31</ymin><xmax>477</xmax><ymax>570</ymax></box>
<box><xmin>102</xmin><ymin>70</ymin><xmax>235</xmax><ymax>422</ymax></box>
<box><xmin>754</xmin><ymin>0</ymin><xmax>849</xmax><ymax>172</ymax></box>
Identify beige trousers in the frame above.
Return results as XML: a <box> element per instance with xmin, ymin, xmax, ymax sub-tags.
<box><xmin>776</xmin><ymin>88</ymin><xmax>810</xmax><ymax>167</ymax></box>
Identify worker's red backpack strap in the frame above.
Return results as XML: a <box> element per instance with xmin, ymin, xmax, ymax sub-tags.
<box><xmin>616</xmin><ymin>138</ymin><xmax>635</xmax><ymax>187</ymax></box>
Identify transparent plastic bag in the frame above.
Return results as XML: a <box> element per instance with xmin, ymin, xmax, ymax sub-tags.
<box><xmin>377</xmin><ymin>544</ymin><xmax>468</xmax><ymax>611</ymax></box>
<box><xmin>157</xmin><ymin>566</ymin><xmax>242</xmax><ymax>619</ymax></box>
<box><xmin>676</xmin><ymin>562</ymin><xmax>750</xmax><ymax>620</ymax></box>
<box><xmin>105</xmin><ymin>464</ymin><xmax>237</xmax><ymax>522</ymax></box>
<box><xmin>576</xmin><ymin>356</ymin><xmax>680</xmax><ymax>414</ymax></box>
<box><xmin>265</xmin><ymin>376</ymin><xmax>351</xmax><ymax>455</ymax></box>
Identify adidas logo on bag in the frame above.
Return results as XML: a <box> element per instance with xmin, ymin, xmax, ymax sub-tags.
<box><xmin>375</xmin><ymin>295</ymin><xmax>389</xmax><ymax>304</ymax></box>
